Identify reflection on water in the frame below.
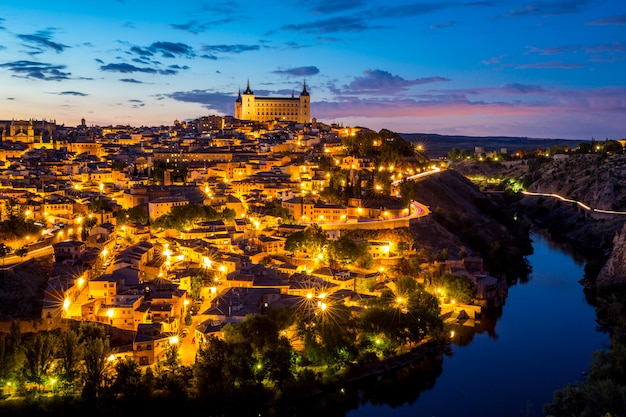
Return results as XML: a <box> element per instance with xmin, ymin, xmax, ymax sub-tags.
<box><xmin>266</xmin><ymin>352</ymin><xmax>445</xmax><ymax>417</ymax></box>
<box><xmin>270</xmin><ymin>231</ymin><xmax>608</xmax><ymax>417</ymax></box>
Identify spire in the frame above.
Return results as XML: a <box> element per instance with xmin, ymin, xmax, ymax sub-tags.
<box><xmin>243</xmin><ymin>79</ymin><xmax>253</xmax><ymax>95</ymax></box>
<box><xmin>236</xmin><ymin>88</ymin><xmax>242</xmax><ymax>102</ymax></box>
<box><xmin>301</xmin><ymin>80</ymin><xmax>309</xmax><ymax>96</ymax></box>
<box><xmin>291</xmin><ymin>89</ymin><xmax>295</xmax><ymax>98</ymax></box>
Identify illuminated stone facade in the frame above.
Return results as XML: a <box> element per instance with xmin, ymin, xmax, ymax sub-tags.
<box><xmin>235</xmin><ymin>81</ymin><xmax>310</xmax><ymax>124</ymax></box>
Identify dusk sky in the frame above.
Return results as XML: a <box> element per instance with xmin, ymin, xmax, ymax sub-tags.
<box><xmin>1</xmin><ymin>0</ymin><xmax>625</xmax><ymax>139</ymax></box>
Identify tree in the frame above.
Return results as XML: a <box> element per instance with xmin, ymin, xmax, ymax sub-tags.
<box><xmin>261</xmin><ymin>337</ymin><xmax>296</xmax><ymax>393</ymax></box>
<box><xmin>223</xmin><ymin>314</ymin><xmax>280</xmax><ymax>354</ymax></box>
<box><xmin>434</xmin><ymin>274</ymin><xmax>476</xmax><ymax>304</ymax></box>
<box><xmin>0</xmin><ymin>321</ymin><xmax>22</xmax><ymax>387</ymax></box>
<box><xmin>284</xmin><ymin>224</ymin><xmax>328</xmax><ymax>256</ymax></box>
<box><xmin>114</xmin><ymin>206</ymin><xmax>149</xmax><ymax>225</ymax></box>
<box><xmin>21</xmin><ymin>332</ymin><xmax>57</xmax><ymax>391</ymax></box>
<box><xmin>79</xmin><ymin>322</ymin><xmax>111</xmax><ymax>399</ymax></box>
<box><xmin>56</xmin><ymin>329</ymin><xmax>83</xmax><ymax>393</ymax></box>
<box><xmin>297</xmin><ymin>302</ymin><xmax>357</xmax><ymax>365</ymax></box>
<box><xmin>111</xmin><ymin>357</ymin><xmax>146</xmax><ymax>399</ymax></box>
<box><xmin>193</xmin><ymin>335</ymin><xmax>230</xmax><ymax>401</ymax></box>
<box><xmin>162</xmin><ymin>339</ymin><xmax>181</xmax><ymax>368</ymax></box>
<box><xmin>359</xmin><ymin>281</ymin><xmax>443</xmax><ymax>349</ymax></box>
<box><xmin>328</xmin><ymin>233</ymin><xmax>369</xmax><ymax>266</ymax></box>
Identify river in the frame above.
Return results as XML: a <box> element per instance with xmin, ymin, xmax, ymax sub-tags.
<box><xmin>288</xmin><ymin>231</ymin><xmax>609</xmax><ymax>417</ymax></box>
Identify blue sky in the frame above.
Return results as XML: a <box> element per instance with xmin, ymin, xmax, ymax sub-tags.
<box><xmin>0</xmin><ymin>0</ymin><xmax>625</xmax><ymax>139</ymax></box>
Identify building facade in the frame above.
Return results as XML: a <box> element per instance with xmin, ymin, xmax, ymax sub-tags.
<box><xmin>235</xmin><ymin>81</ymin><xmax>310</xmax><ymax>124</ymax></box>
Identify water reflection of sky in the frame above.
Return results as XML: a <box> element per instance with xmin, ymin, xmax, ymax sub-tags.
<box><xmin>346</xmin><ymin>232</ymin><xmax>610</xmax><ymax>417</ymax></box>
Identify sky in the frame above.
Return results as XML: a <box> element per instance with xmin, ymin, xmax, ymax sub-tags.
<box><xmin>0</xmin><ymin>0</ymin><xmax>625</xmax><ymax>140</ymax></box>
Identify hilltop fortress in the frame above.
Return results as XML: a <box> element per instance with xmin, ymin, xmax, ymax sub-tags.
<box><xmin>235</xmin><ymin>81</ymin><xmax>310</xmax><ymax>125</ymax></box>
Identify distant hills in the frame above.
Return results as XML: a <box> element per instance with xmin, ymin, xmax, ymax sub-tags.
<box><xmin>399</xmin><ymin>133</ymin><xmax>580</xmax><ymax>159</ymax></box>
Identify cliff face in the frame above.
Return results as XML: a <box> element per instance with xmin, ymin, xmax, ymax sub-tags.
<box><xmin>453</xmin><ymin>154</ymin><xmax>626</xmax><ymax>253</ymax></box>
<box><xmin>520</xmin><ymin>154</ymin><xmax>626</xmax><ymax>252</ymax></box>
<box><xmin>597</xmin><ymin>222</ymin><xmax>626</xmax><ymax>285</ymax></box>
<box><xmin>408</xmin><ymin>169</ymin><xmax>531</xmax><ymax>279</ymax></box>
<box><xmin>452</xmin><ymin>153</ymin><xmax>626</xmax><ymax>284</ymax></box>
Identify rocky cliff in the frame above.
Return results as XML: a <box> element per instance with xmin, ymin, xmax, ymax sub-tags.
<box><xmin>454</xmin><ymin>154</ymin><xmax>626</xmax><ymax>251</ymax></box>
<box><xmin>597</xmin><ymin>222</ymin><xmax>626</xmax><ymax>285</ymax></box>
<box><xmin>452</xmin><ymin>153</ymin><xmax>626</xmax><ymax>284</ymax></box>
<box><xmin>408</xmin><ymin>169</ymin><xmax>531</xmax><ymax>280</ymax></box>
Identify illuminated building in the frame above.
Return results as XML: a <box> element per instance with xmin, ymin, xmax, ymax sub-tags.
<box><xmin>235</xmin><ymin>81</ymin><xmax>310</xmax><ymax>124</ymax></box>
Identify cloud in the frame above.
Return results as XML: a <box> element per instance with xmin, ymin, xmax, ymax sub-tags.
<box><xmin>302</xmin><ymin>0</ymin><xmax>367</xmax><ymax>14</ymax></box>
<box><xmin>17</xmin><ymin>29</ymin><xmax>69</xmax><ymax>53</ymax></box>
<box><xmin>584</xmin><ymin>42</ymin><xmax>626</xmax><ymax>54</ymax></box>
<box><xmin>525</xmin><ymin>42</ymin><xmax>626</xmax><ymax>62</ymax></box>
<box><xmin>0</xmin><ymin>17</ymin><xmax>5</xmax><ymax>30</ymax></box>
<box><xmin>58</xmin><ymin>91</ymin><xmax>88</xmax><ymax>96</ymax></box>
<box><xmin>129</xmin><ymin>41</ymin><xmax>195</xmax><ymax>58</ymax></box>
<box><xmin>504</xmin><ymin>0</ymin><xmax>590</xmax><ymax>17</ymax></box>
<box><xmin>120</xmin><ymin>78</ymin><xmax>143</xmax><ymax>83</ymax></box>
<box><xmin>171</xmin><ymin>18</ymin><xmax>235</xmax><ymax>33</ymax></box>
<box><xmin>585</xmin><ymin>14</ymin><xmax>626</xmax><ymax>25</ymax></box>
<box><xmin>430</xmin><ymin>21</ymin><xmax>459</xmax><ymax>30</ymax></box>
<box><xmin>201</xmin><ymin>44</ymin><xmax>261</xmax><ymax>54</ymax></box>
<box><xmin>281</xmin><ymin>17</ymin><xmax>374</xmax><ymax>34</ymax></box>
<box><xmin>100</xmin><ymin>63</ymin><xmax>157</xmax><ymax>74</ymax></box>
<box><xmin>150</xmin><ymin>42</ymin><xmax>195</xmax><ymax>58</ymax></box>
<box><xmin>95</xmin><ymin>58</ymin><xmax>104</xmax><ymax>64</ymax></box>
<box><xmin>372</xmin><ymin>3</ymin><xmax>452</xmax><ymax>18</ymax></box>
<box><xmin>526</xmin><ymin>45</ymin><xmax>580</xmax><ymax>55</ymax></box>
<box><xmin>515</xmin><ymin>60</ymin><xmax>584</xmax><ymax>69</ymax></box>
<box><xmin>0</xmin><ymin>60</ymin><xmax>71</xmax><ymax>81</ymax></box>
<box><xmin>272</xmin><ymin>66</ymin><xmax>320</xmax><ymax>77</ymax></box>
<box><xmin>100</xmin><ymin>62</ymin><xmax>182</xmax><ymax>75</ymax></box>
<box><xmin>501</xmin><ymin>83</ymin><xmax>544</xmax><ymax>93</ymax></box>
<box><xmin>482</xmin><ymin>54</ymin><xmax>508</xmax><ymax>65</ymax></box>
<box><xmin>164</xmin><ymin>90</ymin><xmax>235</xmax><ymax>114</ymax></box>
<box><xmin>342</xmin><ymin>69</ymin><xmax>450</xmax><ymax>94</ymax></box>
<box><xmin>312</xmin><ymin>83</ymin><xmax>626</xmax><ymax>138</ymax></box>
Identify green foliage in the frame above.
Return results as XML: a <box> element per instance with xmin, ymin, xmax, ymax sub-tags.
<box><xmin>284</xmin><ymin>223</ymin><xmax>328</xmax><ymax>255</ymax></box>
<box><xmin>448</xmin><ymin>147</ymin><xmax>472</xmax><ymax>161</ymax></box>
<box><xmin>111</xmin><ymin>357</ymin><xmax>146</xmax><ymax>399</ymax></box>
<box><xmin>328</xmin><ymin>234</ymin><xmax>369</xmax><ymax>266</ymax></box>
<box><xmin>342</xmin><ymin>129</ymin><xmax>417</xmax><ymax>163</ymax></box>
<box><xmin>162</xmin><ymin>340</ymin><xmax>181</xmax><ymax>369</ymax></box>
<box><xmin>0</xmin><ymin>198</ymin><xmax>43</xmax><ymax>240</ymax></box>
<box><xmin>151</xmin><ymin>203</ymin><xmax>233</xmax><ymax>230</ymax></box>
<box><xmin>21</xmin><ymin>332</ymin><xmax>57</xmax><ymax>389</ymax></box>
<box><xmin>359</xmin><ymin>282</ymin><xmax>443</xmax><ymax>349</ymax></box>
<box><xmin>223</xmin><ymin>314</ymin><xmax>280</xmax><ymax>354</ymax></box>
<box><xmin>433</xmin><ymin>273</ymin><xmax>476</xmax><ymax>304</ymax></box>
<box><xmin>56</xmin><ymin>329</ymin><xmax>83</xmax><ymax>393</ymax></box>
<box><xmin>114</xmin><ymin>206</ymin><xmax>149</xmax><ymax>225</ymax></box>
<box><xmin>79</xmin><ymin>322</ymin><xmax>111</xmax><ymax>399</ymax></box>
<box><xmin>296</xmin><ymin>302</ymin><xmax>357</xmax><ymax>366</ymax></box>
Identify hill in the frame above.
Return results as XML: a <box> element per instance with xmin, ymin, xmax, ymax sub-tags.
<box><xmin>400</xmin><ymin>133</ymin><xmax>579</xmax><ymax>159</ymax></box>
<box><xmin>406</xmin><ymin>169</ymin><xmax>531</xmax><ymax>280</ymax></box>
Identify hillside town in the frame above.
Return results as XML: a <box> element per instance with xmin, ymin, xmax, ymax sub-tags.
<box><xmin>0</xmin><ymin>84</ymin><xmax>507</xmax><ymax>369</ymax></box>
